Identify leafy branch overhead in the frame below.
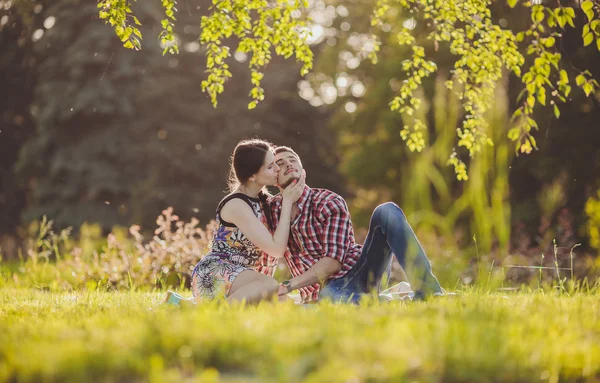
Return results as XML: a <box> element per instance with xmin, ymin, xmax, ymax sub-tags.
<box><xmin>99</xmin><ymin>0</ymin><xmax>600</xmax><ymax>179</ymax></box>
<box><xmin>98</xmin><ymin>0</ymin><xmax>313</xmax><ymax>109</ymax></box>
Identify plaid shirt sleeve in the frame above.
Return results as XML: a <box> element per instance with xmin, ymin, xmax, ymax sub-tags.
<box><xmin>318</xmin><ymin>196</ymin><xmax>353</xmax><ymax>265</ymax></box>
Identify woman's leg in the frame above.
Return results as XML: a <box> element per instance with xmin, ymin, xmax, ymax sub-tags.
<box><xmin>227</xmin><ymin>270</ymin><xmax>280</xmax><ymax>304</ymax></box>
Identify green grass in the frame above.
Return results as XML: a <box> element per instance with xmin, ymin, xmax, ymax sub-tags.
<box><xmin>1</xmin><ymin>288</ymin><xmax>599</xmax><ymax>383</ymax></box>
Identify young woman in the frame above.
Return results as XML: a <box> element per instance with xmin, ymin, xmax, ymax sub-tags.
<box><xmin>190</xmin><ymin>138</ymin><xmax>304</xmax><ymax>303</ymax></box>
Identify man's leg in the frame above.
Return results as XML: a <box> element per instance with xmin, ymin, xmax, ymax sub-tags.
<box><xmin>319</xmin><ymin>277</ymin><xmax>362</xmax><ymax>303</ymax></box>
<box><xmin>320</xmin><ymin>202</ymin><xmax>442</xmax><ymax>302</ymax></box>
<box><xmin>320</xmin><ymin>217</ymin><xmax>394</xmax><ymax>303</ymax></box>
<box><xmin>364</xmin><ymin>202</ymin><xmax>442</xmax><ymax>299</ymax></box>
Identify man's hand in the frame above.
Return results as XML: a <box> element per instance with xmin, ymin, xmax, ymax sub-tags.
<box><xmin>277</xmin><ymin>283</ymin><xmax>289</xmax><ymax>296</ymax></box>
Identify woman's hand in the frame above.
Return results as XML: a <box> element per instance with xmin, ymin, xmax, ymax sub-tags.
<box><xmin>282</xmin><ymin>172</ymin><xmax>305</xmax><ymax>204</ymax></box>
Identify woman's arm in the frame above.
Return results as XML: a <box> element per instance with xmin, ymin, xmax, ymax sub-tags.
<box><xmin>220</xmin><ymin>176</ymin><xmax>304</xmax><ymax>258</ymax></box>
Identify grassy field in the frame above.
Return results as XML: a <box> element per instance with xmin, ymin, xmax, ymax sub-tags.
<box><xmin>1</xmin><ymin>288</ymin><xmax>599</xmax><ymax>383</ymax></box>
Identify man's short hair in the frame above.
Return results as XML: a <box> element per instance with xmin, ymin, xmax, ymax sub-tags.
<box><xmin>274</xmin><ymin>146</ymin><xmax>300</xmax><ymax>159</ymax></box>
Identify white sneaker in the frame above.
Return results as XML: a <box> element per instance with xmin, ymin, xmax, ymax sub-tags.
<box><xmin>380</xmin><ymin>282</ymin><xmax>414</xmax><ymax>301</ymax></box>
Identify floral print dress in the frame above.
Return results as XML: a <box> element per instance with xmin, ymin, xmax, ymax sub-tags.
<box><xmin>191</xmin><ymin>193</ymin><xmax>267</xmax><ymax>301</ymax></box>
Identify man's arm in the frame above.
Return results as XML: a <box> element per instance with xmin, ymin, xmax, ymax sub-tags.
<box><xmin>279</xmin><ymin>196</ymin><xmax>351</xmax><ymax>294</ymax></box>
<box><xmin>279</xmin><ymin>257</ymin><xmax>341</xmax><ymax>294</ymax></box>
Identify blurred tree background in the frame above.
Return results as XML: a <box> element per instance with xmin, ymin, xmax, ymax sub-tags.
<box><xmin>1</xmin><ymin>0</ymin><xmax>599</xmax><ymax>283</ymax></box>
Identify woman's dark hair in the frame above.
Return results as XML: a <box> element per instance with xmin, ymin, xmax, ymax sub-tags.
<box><xmin>227</xmin><ymin>138</ymin><xmax>275</xmax><ymax>231</ymax></box>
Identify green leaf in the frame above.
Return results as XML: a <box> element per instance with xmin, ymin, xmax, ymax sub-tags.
<box><xmin>120</xmin><ymin>27</ymin><xmax>132</xmax><ymax>42</ymax></box>
<box><xmin>583</xmin><ymin>82</ymin><xmax>594</xmax><ymax>96</ymax></box>
<box><xmin>553</xmin><ymin>104</ymin><xmax>560</xmax><ymax>118</ymax></box>
<box><xmin>508</xmin><ymin>127</ymin><xmax>521</xmax><ymax>140</ymax></box>
<box><xmin>511</xmin><ymin>108</ymin><xmax>523</xmax><ymax>122</ymax></box>
<box><xmin>576</xmin><ymin>74</ymin><xmax>586</xmax><ymax>86</ymax></box>
<box><xmin>597</xmin><ymin>38</ymin><xmax>600</xmax><ymax>51</ymax></box>
<box><xmin>529</xmin><ymin>135</ymin><xmax>537</xmax><ymax>149</ymax></box>
<box><xmin>565</xmin><ymin>7</ymin><xmax>575</xmax><ymax>17</ymax></box>
<box><xmin>514</xmin><ymin>66</ymin><xmax>522</xmax><ymax>77</ymax></box>
<box><xmin>582</xmin><ymin>0</ymin><xmax>594</xmax><ymax>12</ymax></box>
<box><xmin>537</xmin><ymin>88</ymin><xmax>546</xmax><ymax>105</ymax></box>
<box><xmin>544</xmin><ymin>37</ymin><xmax>555</xmax><ymax>47</ymax></box>
<box><xmin>584</xmin><ymin>32</ymin><xmax>594</xmax><ymax>46</ymax></box>
<box><xmin>560</xmin><ymin>70</ymin><xmax>569</xmax><ymax>84</ymax></box>
<box><xmin>527</xmin><ymin>117</ymin><xmax>539</xmax><ymax>129</ymax></box>
<box><xmin>508</xmin><ymin>0</ymin><xmax>518</xmax><ymax>8</ymax></box>
<box><xmin>535</xmin><ymin>10</ymin><xmax>545</xmax><ymax>23</ymax></box>
<box><xmin>585</xmin><ymin>9</ymin><xmax>595</xmax><ymax>21</ymax></box>
<box><xmin>527</xmin><ymin>94</ymin><xmax>536</xmax><ymax>108</ymax></box>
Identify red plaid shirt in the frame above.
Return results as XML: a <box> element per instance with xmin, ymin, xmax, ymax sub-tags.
<box><xmin>268</xmin><ymin>186</ymin><xmax>362</xmax><ymax>302</ymax></box>
<box><xmin>255</xmin><ymin>252</ymin><xmax>278</xmax><ymax>277</ymax></box>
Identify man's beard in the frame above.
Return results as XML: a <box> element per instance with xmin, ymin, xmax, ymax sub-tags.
<box><xmin>281</xmin><ymin>175</ymin><xmax>300</xmax><ymax>189</ymax></box>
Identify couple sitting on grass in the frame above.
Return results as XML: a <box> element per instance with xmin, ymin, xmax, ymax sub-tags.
<box><xmin>176</xmin><ymin>138</ymin><xmax>447</xmax><ymax>305</ymax></box>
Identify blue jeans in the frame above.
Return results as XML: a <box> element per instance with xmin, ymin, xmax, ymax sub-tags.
<box><xmin>320</xmin><ymin>202</ymin><xmax>442</xmax><ymax>303</ymax></box>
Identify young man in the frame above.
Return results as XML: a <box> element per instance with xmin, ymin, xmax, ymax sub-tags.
<box><xmin>269</xmin><ymin>146</ymin><xmax>445</xmax><ymax>303</ymax></box>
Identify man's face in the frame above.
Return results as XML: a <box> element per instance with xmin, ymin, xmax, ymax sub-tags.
<box><xmin>274</xmin><ymin>150</ymin><xmax>304</xmax><ymax>189</ymax></box>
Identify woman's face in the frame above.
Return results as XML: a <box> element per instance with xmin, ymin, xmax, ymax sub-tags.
<box><xmin>252</xmin><ymin>150</ymin><xmax>280</xmax><ymax>187</ymax></box>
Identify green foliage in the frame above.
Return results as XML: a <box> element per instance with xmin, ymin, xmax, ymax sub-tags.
<box><xmin>372</xmin><ymin>0</ymin><xmax>521</xmax><ymax>180</ymax></box>
<box><xmin>199</xmin><ymin>0</ymin><xmax>313</xmax><ymax>108</ymax></box>
<box><xmin>159</xmin><ymin>0</ymin><xmax>178</xmax><ymax>54</ymax></box>
<box><xmin>1</xmin><ymin>289</ymin><xmax>600</xmax><ymax>381</ymax></box>
<box><xmin>98</xmin><ymin>0</ymin><xmax>143</xmax><ymax>50</ymax></box>
<box><xmin>99</xmin><ymin>0</ymin><xmax>313</xmax><ymax>108</ymax></box>
<box><xmin>305</xmin><ymin>0</ymin><xmax>514</xmax><ymax>264</ymax></box>
<box><xmin>99</xmin><ymin>0</ymin><xmax>600</xmax><ymax>178</ymax></box>
<box><xmin>369</xmin><ymin>0</ymin><xmax>600</xmax><ymax>177</ymax></box>
<box><xmin>585</xmin><ymin>189</ymin><xmax>600</xmax><ymax>251</ymax></box>
<box><xmin>510</xmin><ymin>1</ymin><xmax>599</xmax><ymax>159</ymax></box>
<box><xmin>96</xmin><ymin>0</ymin><xmax>177</xmax><ymax>53</ymax></box>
